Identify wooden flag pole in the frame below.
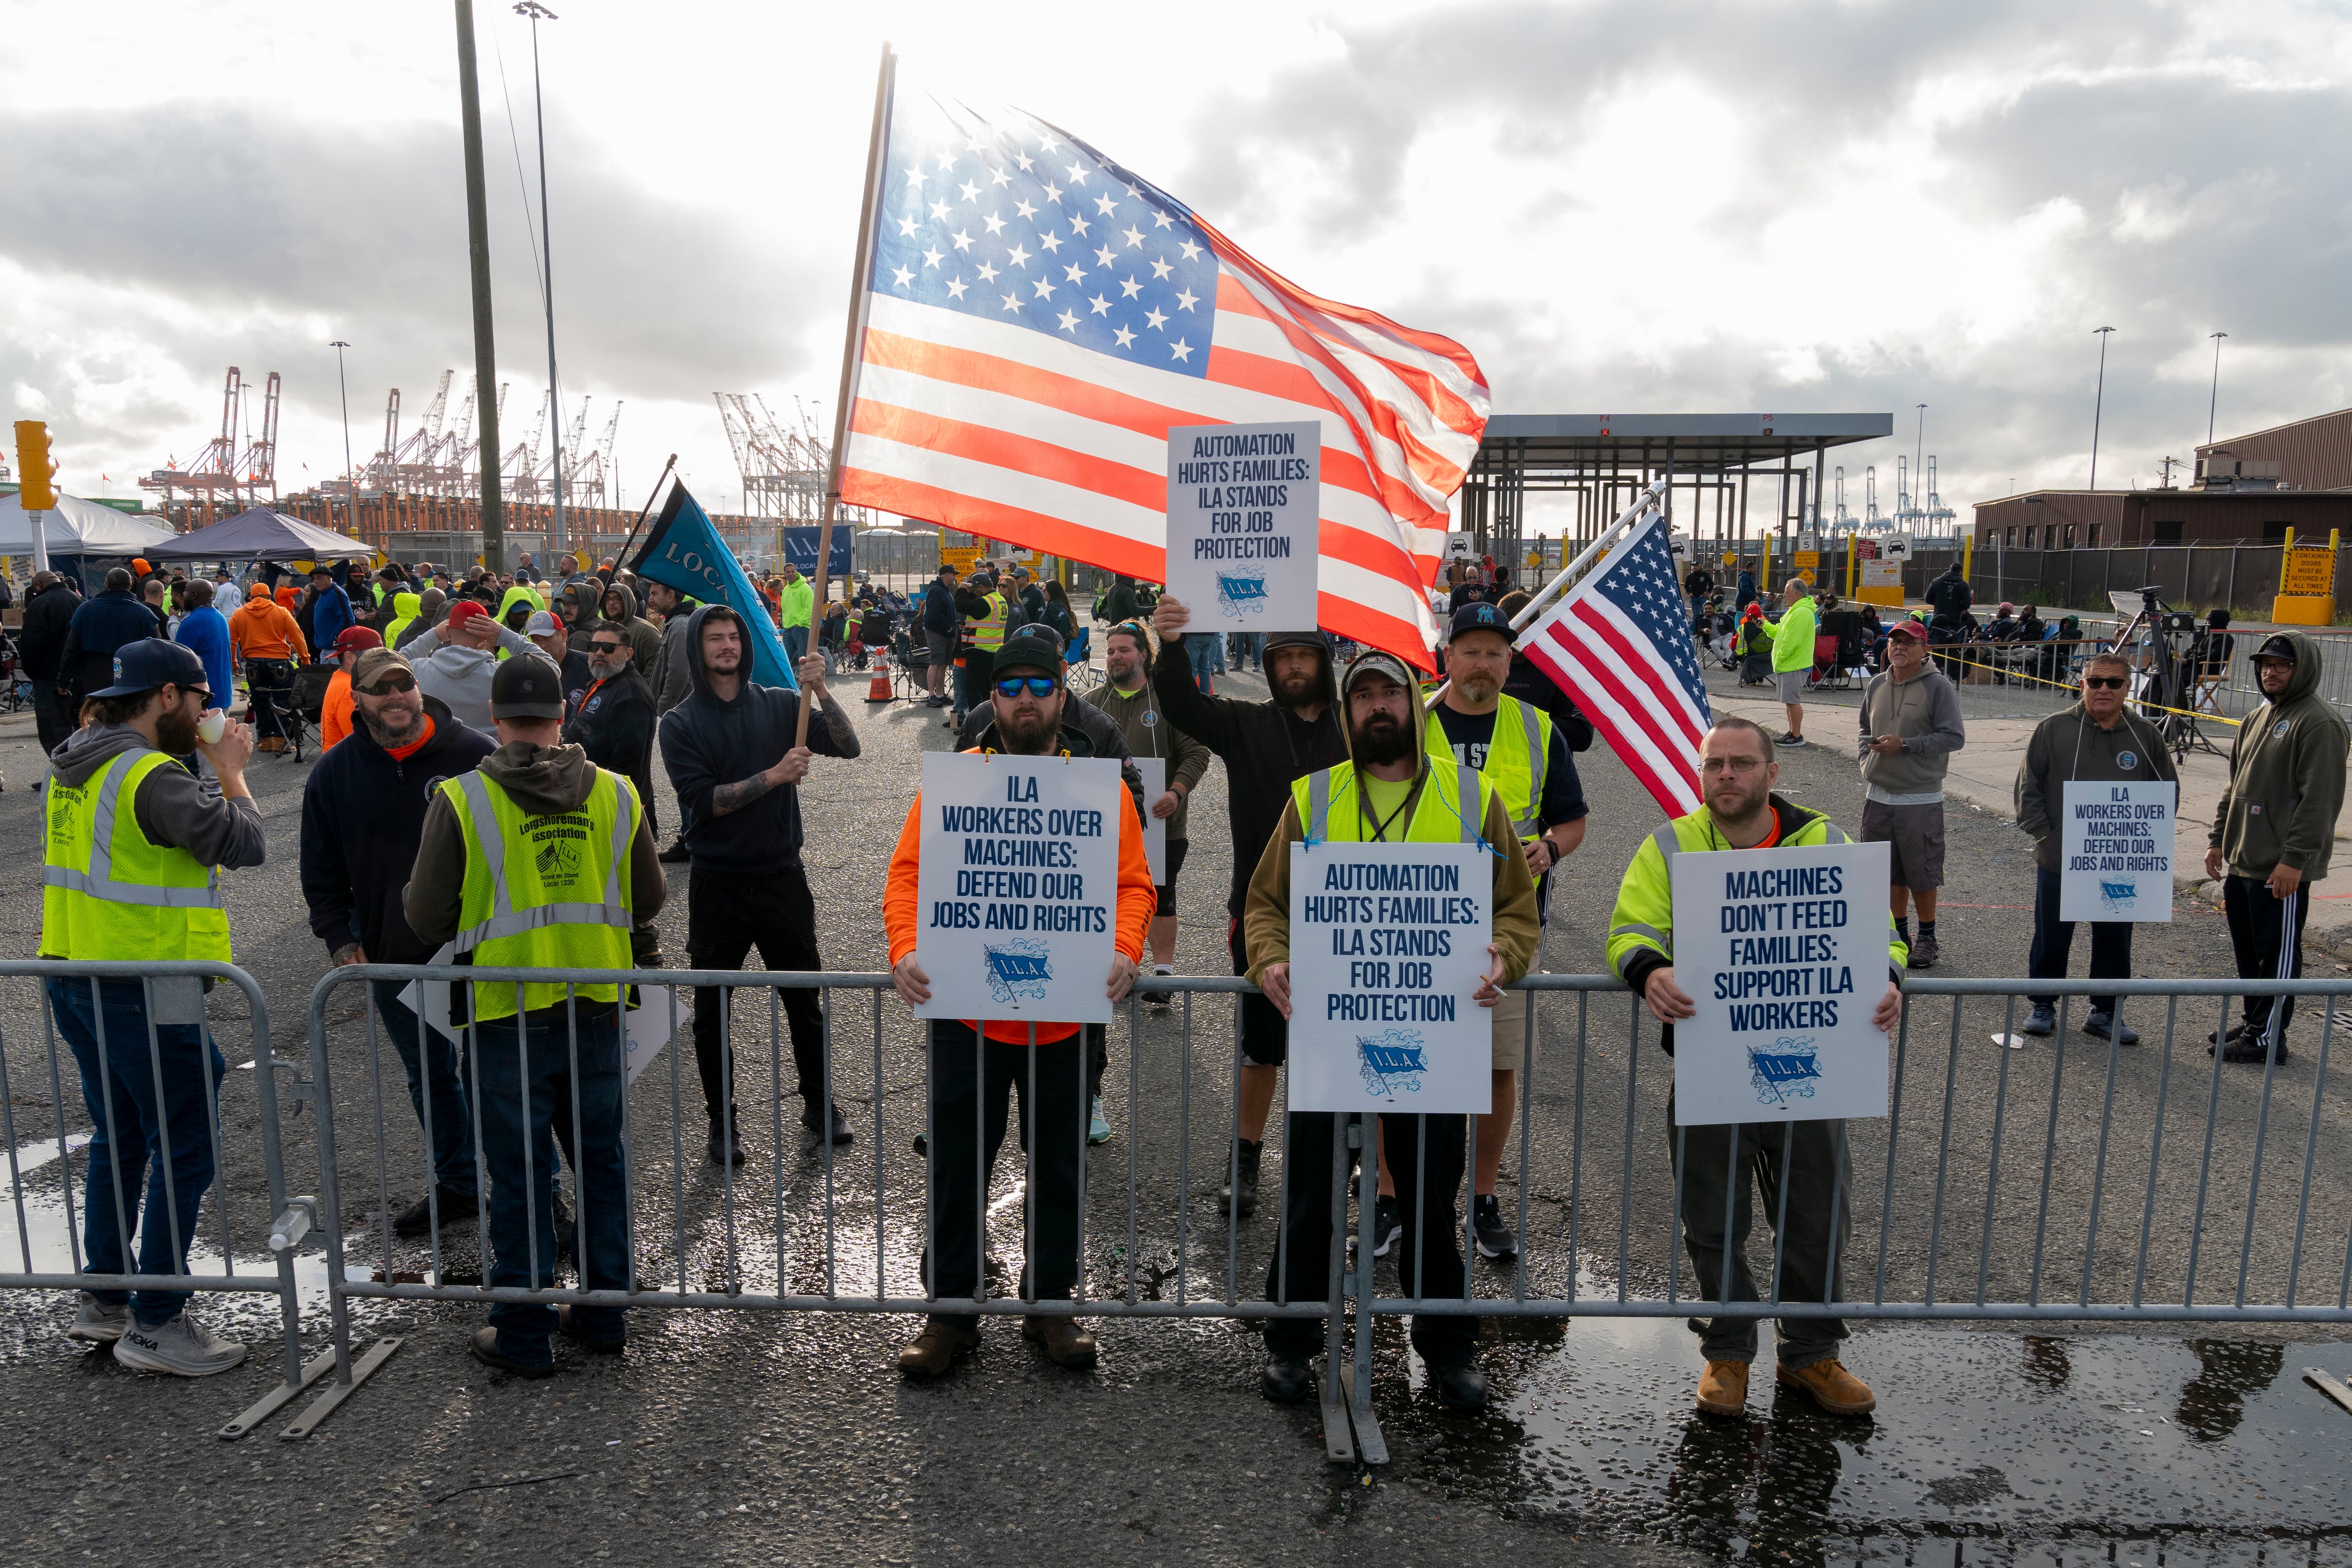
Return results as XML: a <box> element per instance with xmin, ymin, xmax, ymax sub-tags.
<box><xmin>798</xmin><ymin>41</ymin><xmax>896</xmax><ymax>747</ymax></box>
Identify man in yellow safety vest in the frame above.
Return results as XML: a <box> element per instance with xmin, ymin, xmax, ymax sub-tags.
<box><xmin>1241</xmin><ymin>648</ymin><xmax>1540</xmax><ymax>1414</ymax></box>
<box><xmin>404</xmin><ymin>653</ymin><xmax>667</xmax><ymax>1377</ymax></box>
<box><xmin>950</xmin><ymin>568</ymin><xmax>1010</xmax><ymax>727</ymax></box>
<box><xmin>41</xmin><ymin>637</ymin><xmax>266</xmax><ymax>1375</ymax></box>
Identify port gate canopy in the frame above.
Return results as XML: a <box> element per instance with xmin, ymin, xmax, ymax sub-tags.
<box><xmin>1459</xmin><ymin>413</ymin><xmax>1894</xmax><ymax>555</ymax></box>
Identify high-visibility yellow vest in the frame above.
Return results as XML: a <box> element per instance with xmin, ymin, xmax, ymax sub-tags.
<box><xmin>440</xmin><ymin>766</ymin><xmax>638</xmax><ymax>1021</ymax></box>
<box><xmin>974</xmin><ymin>591</ymin><xmax>1009</xmax><ymax>653</ymax></box>
<box><xmin>1422</xmin><ymin>694</ymin><xmax>1552</xmax><ymax>838</ymax></box>
<box><xmin>1290</xmin><ymin>756</ymin><xmax>1499</xmax><ymax>847</ymax></box>
<box><xmin>40</xmin><ymin>750</ymin><xmax>231</xmax><ymax>963</ymax></box>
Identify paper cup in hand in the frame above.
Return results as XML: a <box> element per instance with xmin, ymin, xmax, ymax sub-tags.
<box><xmin>197</xmin><ymin>710</ymin><xmax>228</xmax><ymax>745</ymax></box>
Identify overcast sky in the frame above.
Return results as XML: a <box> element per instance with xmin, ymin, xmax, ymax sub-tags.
<box><xmin>3</xmin><ymin>0</ymin><xmax>2345</xmax><ymax>538</ymax></box>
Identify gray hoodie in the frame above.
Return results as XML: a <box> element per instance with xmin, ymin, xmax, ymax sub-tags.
<box><xmin>1857</xmin><ymin>663</ymin><xmax>1966</xmax><ymax>801</ymax></box>
<box><xmin>400</xmin><ymin>621</ymin><xmax>537</xmax><ymax>734</ymax></box>
<box><xmin>45</xmin><ymin>724</ymin><xmax>266</xmax><ymax>883</ymax></box>
<box><xmin>2014</xmin><ymin>700</ymin><xmax>2179</xmax><ymax>873</ymax></box>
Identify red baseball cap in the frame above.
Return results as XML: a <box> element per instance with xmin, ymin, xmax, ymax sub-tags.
<box><xmin>333</xmin><ymin>626</ymin><xmax>382</xmax><ymax>656</ymax></box>
<box><xmin>1886</xmin><ymin>620</ymin><xmax>1928</xmax><ymax>642</ymax></box>
<box><xmin>446</xmin><ymin>599</ymin><xmax>488</xmax><ymax>629</ymax></box>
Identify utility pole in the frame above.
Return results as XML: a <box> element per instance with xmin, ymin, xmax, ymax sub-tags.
<box><xmin>2207</xmin><ymin>331</ymin><xmax>2228</xmax><ymax>447</ymax></box>
<box><xmin>455</xmin><ymin>0</ymin><xmax>506</xmax><ymax>571</ymax></box>
<box><xmin>516</xmin><ymin>1</ymin><xmax>564</xmax><ymax>562</ymax></box>
<box><xmin>2089</xmin><ymin>326</ymin><xmax>2115</xmax><ymax>490</ymax></box>
<box><xmin>330</xmin><ymin>340</ymin><xmax>358</xmax><ymax>543</ymax></box>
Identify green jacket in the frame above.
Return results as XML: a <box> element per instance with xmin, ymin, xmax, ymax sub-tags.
<box><xmin>1769</xmin><ymin>596</ymin><xmax>1818</xmax><ymax>673</ymax></box>
<box><xmin>776</xmin><ymin>576</ymin><xmax>815</xmax><ymax>632</ymax></box>
<box><xmin>2210</xmin><ymin>629</ymin><xmax>2349</xmax><ymax>880</ymax></box>
<box><xmin>1607</xmin><ymin>793</ymin><xmax>1906</xmax><ymax>1054</ymax></box>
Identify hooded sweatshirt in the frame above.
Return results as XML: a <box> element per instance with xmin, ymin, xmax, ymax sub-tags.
<box><xmin>2015</xmin><ymin>698</ymin><xmax>2180</xmax><ymax>873</ymax></box>
<box><xmin>403</xmin><ymin>739</ymin><xmax>667</xmax><ymax>963</ymax></box>
<box><xmin>41</xmin><ymin>725</ymin><xmax>266</xmax><ymax>955</ymax></box>
<box><xmin>599</xmin><ymin>581</ymin><xmax>661</xmax><ymax>676</ymax></box>
<box><xmin>2209</xmin><ymin>629</ymin><xmax>2349</xmax><ymax>881</ymax></box>
<box><xmin>64</xmin><ymin>587</ymin><xmax>170</xmax><ymax>700</ymax></box>
<box><xmin>396</xmin><ymin>588</ymin><xmax>446</xmax><ymax>650</ymax></box>
<box><xmin>309</xmin><ymin>579</ymin><xmax>356</xmax><ymax>652</ymax></box>
<box><xmin>648</xmin><ymin>592</ymin><xmax>699</xmax><ymax>714</ymax></box>
<box><xmin>656</xmin><ymin>603</ymin><xmax>859</xmax><ymax>875</ymax></box>
<box><xmin>402</xmin><ymin>619</ymin><xmax>540</xmax><ymax>734</ymax></box>
<box><xmin>381</xmin><ymin>591</ymin><xmax>422</xmax><ymax>651</ymax></box>
<box><xmin>301</xmin><ymin>693</ymin><xmax>498</xmax><ymax>963</ymax></box>
<box><xmin>497</xmin><ymin>583</ymin><xmax>548</xmax><ymax>637</ymax></box>
<box><xmin>1769</xmin><ymin>593</ymin><xmax>1818</xmax><ymax>673</ymax></box>
<box><xmin>1151</xmin><ymin>628</ymin><xmax>1350</xmax><ymax>917</ymax></box>
<box><xmin>1858</xmin><ymin>661</ymin><xmax>1966</xmax><ymax>800</ymax></box>
<box><xmin>1079</xmin><ymin>673</ymin><xmax>1209</xmax><ymax>841</ymax></box>
<box><xmin>561</xmin><ymin>580</ymin><xmax>607</xmax><ymax>656</ymax></box>
<box><xmin>1239</xmin><ymin>659</ymin><xmax>1538</xmax><ymax>984</ymax></box>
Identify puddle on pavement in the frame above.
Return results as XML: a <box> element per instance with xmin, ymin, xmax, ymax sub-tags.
<box><xmin>1368</xmin><ymin>1306</ymin><xmax>2352</xmax><ymax>1564</ymax></box>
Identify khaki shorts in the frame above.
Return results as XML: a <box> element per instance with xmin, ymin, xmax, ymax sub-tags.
<box><xmin>1491</xmin><ymin>987</ymin><xmax>1541</xmax><ymax>1071</ymax></box>
<box><xmin>1860</xmin><ymin>798</ymin><xmax>1947</xmax><ymax>891</ymax></box>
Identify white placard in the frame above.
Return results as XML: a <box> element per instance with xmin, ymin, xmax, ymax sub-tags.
<box><xmin>1163</xmin><ymin>420</ymin><xmax>1321</xmax><ymax>631</ymax></box>
<box><xmin>913</xmin><ymin>750</ymin><xmax>1122</xmax><ymax>1025</ymax></box>
<box><xmin>1286</xmin><ymin>841</ymin><xmax>1492</xmax><ymax>1114</ymax></box>
<box><xmin>1133</xmin><ymin>756</ymin><xmax>1168</xmax><ymax>885</ymax></box>
<box><xmin>398</xmin><ymin>942</ymin><xmax>679</xmax><ymax>1085</ymax></box>
<box><xmin>2059</xmin><ymin>779</ymin><xmax>2175</xmax><ymax>922</ymax></box>
<box><xmin>1669</xmin><ymin>841</ymin><xmax>1892</xmax><ymax>1126</ymax></box>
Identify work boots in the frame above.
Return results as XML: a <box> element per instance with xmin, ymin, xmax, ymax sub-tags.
<box><xmin>1695</xmin><ymin>1359</ymin><xmax>1749</xmax><ymax>1417</ymax></box>
<box><xmin>1777</xmin><ymin>1357</ymin><xmax>1877</xmax><ymax>1415</ymax></box>
<box><xmin>1022</xmin><ymin>1315</ymin><xmax>1099</xmax><ymax>1369</ymax></box>
<box><xmin>1217</xmin><ymin>1138</ymin><xmax>1262</xmax><ymax>1218</ymax></box>
<box><xmin>897</xmin><ymin>1317</ymin><xmax>981</xmax><ymax>1378</ymax></box>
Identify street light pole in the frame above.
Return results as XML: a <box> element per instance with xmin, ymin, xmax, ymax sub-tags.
<box><xmin>330</xmin><ymin>340</ymin><xmax>357</xmax><ymax>544</ymax></box>
<box><xmin>2207</xmin><ymin>331</ymin><xmax>2228</xmax><ymax>447</ymax></box>
<box><xmin>516</xmin><ymin>1</ymin><xmax>564</xmax><ymax>562</ymax></box>
<box><xmin>2089</xmin><ymin>326</ymin><xmax>2116</xmax><ymax>490</ymax></box>
<box><xmin>1913</xmin><ymin>403</ymin><xmax>1925</xmax><ymax>532</ymax></box>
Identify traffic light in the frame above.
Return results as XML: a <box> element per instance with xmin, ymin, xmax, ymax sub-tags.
<box><xmin>13</xmin><ymin>421</ymin><xmax>58</xmax><ymax>510</ymax></box>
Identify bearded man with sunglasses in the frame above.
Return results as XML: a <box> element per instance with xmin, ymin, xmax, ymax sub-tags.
<box><xmin>2013</xmin><ymin>651</ymin><xmax>2178</xmax><ymax>1042</ymax></box>
<box><xmin>301</xmin><ymin>647</ymin><xmax>499</xmax><ymax>1235</ymax></box>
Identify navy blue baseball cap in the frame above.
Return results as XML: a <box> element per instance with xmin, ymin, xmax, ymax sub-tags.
<box><xmin>91</xmin><ymin>638</ymin><xmax>210</xmax><ymax>700</ymax></box>
<box><xmin>1448</xmin><ymin>600</ymin><xmax>1515</xmax><ymax>643</ymax></box>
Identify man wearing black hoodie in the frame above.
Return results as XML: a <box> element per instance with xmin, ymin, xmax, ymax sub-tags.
<box><xmin>658</xmin><ymin>605</ymin><xmax>860</xmax><ymax>1162</ymax></box>
<box><xmin>19</xmin><ymin>571</ymin><xmax>80</xmax><ymax>763</ymax></box>
<box><xmin>301</xmin><ymin>647</ymin><xmax>497</xmax><ymax>1234</ymax></box>
<box><xmin>1151</xmin><ymin>595</ymin><xmax>1348</xmax><ymax>1218</ymax></box>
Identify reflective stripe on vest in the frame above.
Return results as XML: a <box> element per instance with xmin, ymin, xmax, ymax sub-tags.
<box><xmin>975</xmin><ymin>592</ymin><xmax>1009</xmax><ymax>653</ymax></box>
<box><xmin>1301</xmin><ymin>759</ymin><xmax>1483</xmax><ymax>846</ymax></box>
<box><xmin>1425</xmin><ymin>695</ymin><xmax>1549</xmax><ymax>837</ymax></box>
<box><xmin>448</xmin><ymin>772</ymin><xmax>635</xmax><ymax>955</ymax></box>
<box><xmin>41</xmin><ymin>751</ymin><xmax>225</xmax><ymax>911</ymax></box>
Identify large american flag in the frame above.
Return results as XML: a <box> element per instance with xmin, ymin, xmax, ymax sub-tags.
<box><xmin>1519</xmin><ymin>514</ymin><xmax>1712</xmax><ymax>817</ymax></box>
<box><xmin>836</xmin><ymin>83</ymin><xmax>1489</xmax><ymax>665</ymax></box>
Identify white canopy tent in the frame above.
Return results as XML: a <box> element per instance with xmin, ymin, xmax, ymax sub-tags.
<box><xmin>0</xmin><ymin>493</ymin><xmax>176</xmax><ymax>557</ymax></box>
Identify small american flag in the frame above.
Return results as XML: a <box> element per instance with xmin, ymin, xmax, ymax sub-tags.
<box><xmin>838</xmin><ymin>81</ymin><xmax>1489</xmax><ymax>664</ymax></box>
<box><xmin>1518</xmin><ymin>514</ymin><xmax>1712</xmax><ymax>817</ymax></box>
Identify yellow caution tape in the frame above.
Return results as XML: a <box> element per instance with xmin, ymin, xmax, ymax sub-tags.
<box><xmin>1937</xmin><ymin>653</ymin><xmax>2243</xmax><ymax>726</ymax></box>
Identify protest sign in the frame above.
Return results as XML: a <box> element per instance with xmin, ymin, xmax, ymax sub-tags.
<box><xmin>1163</xmin><ymin>420</ymin><xmax>1321</xmax><ymax>630</ymax></box>
<box><xmin>2059</xmin><ymin>779</ymin><xmax>2175</xmax><ymax>922</ymax></box>
<box><xmin>1133</xmin><ymin>756</ymin><xmax>1168</xmax><ymax>884</ymax></box>
<box><xmin>1287</xmin><ymin>841</ymin><xmax>1491</xmax><ymax>1114</ymax></box>
<box><xmin>1668</xmin><ymin>840</ymin><xmax>1891</xmax><ymax>1126</ymax></box>
<box><xmin>913</xmin><ymin>750</ymin><xmax>1122</xmax><ymax>1025</ymax></box>
<box><xmin>399</xmin><ymin>946</ymin><xmax>679</xmax><ymax>1085</ymax></box>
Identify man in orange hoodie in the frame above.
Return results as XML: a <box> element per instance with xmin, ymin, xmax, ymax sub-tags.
<box><xmin>229</xmin><ymin>582</ymin><xmax>310</xmax><ymax>752</ymax></box>
<box><xmin>884</xmin><ymin>627</ymin><xmax>1154</xmax><ymax>1379</ymax></box>
<box><xmin>316</xmin><ymin>626</ymin><xmax>381</xmax><ymax>750</ymax></box>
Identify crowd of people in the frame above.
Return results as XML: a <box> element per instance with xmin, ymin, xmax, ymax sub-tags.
<box><xmin>25</xmin><ymin>540</ymin><xmax>2346</xmax><ymax>1422</ymax></box>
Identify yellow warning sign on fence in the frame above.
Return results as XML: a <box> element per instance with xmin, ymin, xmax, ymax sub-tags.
<box><xmin>2282</xmin><ymin>547</ymin><xmax>2334</xmax><ymax>596</ymax></box>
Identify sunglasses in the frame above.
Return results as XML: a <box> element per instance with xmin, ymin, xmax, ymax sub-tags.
<box><xmin>358</xmin><ymin>673</ymin><xmax>418</xmax><ymax>695</ymax></box>
<box><xmin>2082</xmin><ymin>675</ymin><xmax>2128</xmax><ymax>690</ymax></box>
<box><xmin>994</xmin><ymin>676</ymin><xmax>1058</xmax><ymax>699</ymax></box>
<box><xmin>590</xmin><ymin>641</ymin><xmax>625</xmax><ymax>654</ymax></box>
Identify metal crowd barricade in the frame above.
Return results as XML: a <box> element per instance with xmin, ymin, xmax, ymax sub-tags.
<box><xmin>0</xmin><ymin>959</ymin><xmax>329</xmax><ymax>1440</ymax></box>
<box><xmin>300</xmin><ymin>964</ymin><xmax>2352</xmax><ymax>1464</ymax></box>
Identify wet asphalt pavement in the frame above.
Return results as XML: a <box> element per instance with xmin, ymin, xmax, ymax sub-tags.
<box><xmin>0</xmin><ymin>657</ymin><xmax>2347</xmax><ymax>1567</ymax></box>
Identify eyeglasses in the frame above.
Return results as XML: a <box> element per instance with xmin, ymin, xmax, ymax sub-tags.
<box><xmin>591</xmin><ymin>641</ymin><xmax>625</xmax><ymax>654</ymax></box>
<box><xmin>994</xmin><ymin>676</ymin><xmax>1058</xmax><ymax>699</ymax></box>
<box><xmin>358</xmin><ymin>673</ymin><xmax>418</xmax><ymax>695</ymax></box>
<box><xmin>2082</xmin><ymin>675</ymin><xmax>2127</xmax><ymax>690</ymax></box>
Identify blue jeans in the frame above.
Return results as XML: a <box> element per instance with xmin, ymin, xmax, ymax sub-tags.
<box><xmin>1230</xmin><ymin>631</ymin><xmax>1264</xmax><ymax>669</ymax></box>
<box><xmin>371</xmin><ymin>982</ymin><xmax>479</xmax><ymax>1201</ymax></box>
<box><xmin>1186</xmin><ymin>633</ymin><xmax>1218</xmax><ymax>690</ymax></box>
<box><xmin>48</xmin><ymin>978</ymin><xmax>224</xmax><ymax>1325</ymax></box>
<box><xmin>474</xmin><ymin>1004</ymin><xmax>631</xmax><ymax>1364</ymax></box>
<box><xmin>781</xmin><ymin>625</ymin><xmax>809</xmax><ymax>664</ymax></box>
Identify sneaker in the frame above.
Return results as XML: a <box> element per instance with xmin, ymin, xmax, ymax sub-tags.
<box><xmin>657</xmin><ymin>839</ymin><xmax>692</xmax><ymax>864</ymax></box>
<box><xmin>898</xmin><ymin>1316</ymin><xmax>980</xmax><ymax>1378</ymax></box>
<box><xmin>393</xmin><ymin>1182</ymin><xmax>481</xmax><ymax>1237</ymax></box>
<box><xmin>708</xmin><ymin>1123</ymin><xmax>748</xmax><ymax>1167</ymax></box>
<box><xmin>1372</xmin><ymin>1194</ymin><xmax>1403</xmax><ymax>1258</ymax></box>
<box><xmin>1088</xmin><ymin>1095</ymin><xmax>1112</xmax><ymax>1146</ymax></box>
<box><xmin>2222</xmin><ymin>1033</ymin><xmax>2291</xmax><ymax>1065</ymax></box>
<box><xmin>1217</xmin><ymin>1138</ymin><xmax>1262</xmax><ymax>1218</ymax></box>
<box><xmin>65</xmin><ymin>1293</ymin><xmax>127</xmax><ymax>1344</ymax></box>
<box><xmin>1774</xmin><ymin>732</ymin><xmax>1805</xmax><ymax>748</ymax></box>
<box><xmin>1907</xmin><ymin>931</ymin><xmax>1939</xmax><ymax>970</ymax></box>
<box><xmin>2083</xmin><ymin>1011</ymin><xmax>2139</xmax><ymax>1045</ymax></box>
<box><xmin>1262</xmin><ymin>1353</ymin><xmax>1314</xmax><ymax>1404</ymax></box>
<box><xmin>802</xmin><ymin>1100</ymin><xmax>855</xmax><ymax>1146</ymax></box>
<box><xmin>113</xmin><ymin>1313</ymin><xmax>247</xmax><ymax>1377</ymax></box>
<box><xmin>2019</xmin><ymin>1004</ymin><xmax>2056</xmax><ymax>1037</ymax></box>
<box><xmin>2206</xmin><ymin>1023</ymin><xmax>2246</xmax><ymax>1049</ymax></box>
<box><xmin>1472</xmin><ymin>1194</ymin><xmax>1518</xmax><ymax>1261</ymax></box>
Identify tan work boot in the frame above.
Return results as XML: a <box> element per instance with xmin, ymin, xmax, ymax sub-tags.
<box><xmin>1695</xmin><ymin>1358</ymin><xmax>1749</xmax><ymax>1417</ymax></box>
<box><xmin>897</xmin><ymin>1316</ymin><xmax>980</xmax><ymax>1378</ymax></box>
<box><xmin>1023</xmin><ymin>1314</ymin><xmax>1099</xmax><ymax>1369</ymax></box>
<box><xmin>1777</xmin><ymin>1357</ymin><xmax>1876</xmax><ymax>1415</ymax></box>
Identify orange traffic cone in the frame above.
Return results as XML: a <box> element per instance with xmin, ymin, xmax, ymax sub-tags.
<box><xmin>867</xmin><ymin>669</ymin><xmax>894</xmax><ymax>702</ymax></box>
